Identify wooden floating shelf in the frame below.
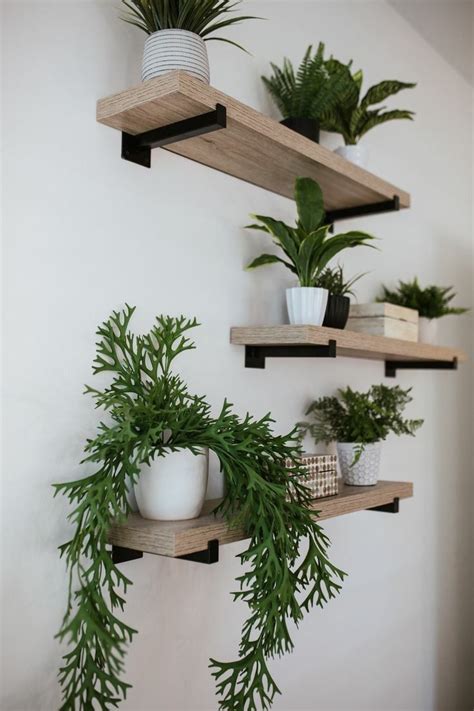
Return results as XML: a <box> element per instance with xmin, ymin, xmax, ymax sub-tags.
<box><xmin>230</xmin><ymin>325</ymin><xmax>466</xmax><ymax>373</ymax></box>
<box><xmin>97</xmin><ymin>71</ymin><xmax>410</xmax><ymax>213</ymax></box>
<box><xmin>108</xmin><ymin>480</ymin><xmax>413</xmax><ymax>560</ymax></box>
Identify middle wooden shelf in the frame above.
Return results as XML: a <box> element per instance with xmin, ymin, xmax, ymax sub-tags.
<box><xmin>230</xmin><ymin>324</ymin><xmax>466</xmax><ymax>374</ymax></box>
<box><xmin>108</xmin><ymin>480</ymin><xmax>413</xmax><ymax>562</ymax></box>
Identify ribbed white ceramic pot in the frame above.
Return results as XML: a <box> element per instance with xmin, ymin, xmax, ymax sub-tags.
<box><xmin>142</xmin><ymin>29</ymin><xmax>210</xmax><ymax>83</ymax></box>
<box><xmin>418</xmin><ymin>317</ymin><xmax>438</xmax><ymax>344</ymax></box>
<box><xmin>337</xmin><ymin>442</ymin><xmax>381</xmax><ymax>486</ymax></box>
<box><xmin>286</xmin><ymin>287</ymin><xmax>328</xmax><ymax>326</ymax></box>
<box><xmin>135</xmin><ymin>449</ymin><xmax>209</xmax><ymax>521</ymax></box>
<box><xmin>335</xmin><ymin>144</ymin><xmax>369</xmax><ymax>169</ymax></box>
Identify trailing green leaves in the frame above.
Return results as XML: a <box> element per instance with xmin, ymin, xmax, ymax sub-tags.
<box><xmin>246</xmin><ymin>177</ymin><xmax>375</xmax><ymax>287</ymax></box>
<box><xmin>55</xmin><ymin>308</ymin><xmax>345</xmax><ymax>710</ymax></box>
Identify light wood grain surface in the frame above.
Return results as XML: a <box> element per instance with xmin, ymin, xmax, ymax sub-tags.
<box><xmin>230</xmin><ymin>325</ymin><xmax>466</xmax><ymax>363</ymax></box>
<box><xmin>96</xmin><ymin>72</ymin><xmax>411</xmax><ymax>211</ymax></box>
<box><xmin>108</xmin><ymin>480</ymin><xmax>413</xmax><ymax>557</ymax></box>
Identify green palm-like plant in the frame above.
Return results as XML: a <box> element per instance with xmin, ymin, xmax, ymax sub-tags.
<box><xmin>246</xmin><ymin>177</ymin><xmax>375</xmax><ymax>286</ymax></box>
<box><xmin>262</xmin><ymin>43</ymin><xmax>354</xmax><ymax>120</ymax></box>
<box><xmin>320</xmin><ymin>59</ymin><xmax>416</xmax><ymax>145</ymax></box>
<box><xmin>121</xmin><ymin>0</ymin><xmax>258</xmax><ymax>50</ymax></box>
<box><xmin>378</xmin><ymin>277</ymin><xmax>469</xmax><ymax>319</ymax></box>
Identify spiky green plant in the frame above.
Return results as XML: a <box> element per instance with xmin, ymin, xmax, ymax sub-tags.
<box><xmin>320</xmin><ymin>58</ymin><xmax>416</xmax><ymax>144</ymax></box>
<box><xmin>262</xmin><ymin>43</ymin><xmax>354</xmax><ymax>120</ymax></box>
<box><xmin>246</xmin><ymin>177</ymin><xmax>375</xmax><ymax>286</ymax></box>
<box><xmin>121</xmin><ymin>0</ymin><xmax>258</xmax><ymax>50</ymax></box>
<box><xmin>314</xmin><ymin>265</ymin><xmax>365</xmax><ymax>297</ymax></box>
<box><xmin>377</xmin><ymin>277</ymin><xmax>468</xmax><ymax>320</ymax></box>
<box><xmin>299</xmin><ymin>384</ymin><xmax>423</xmax><ymax>463</ymax></box>
<box><xmin>55</xmin><ymin>306</ymin><xmax>345</xmax><ymax>710</ymax></box>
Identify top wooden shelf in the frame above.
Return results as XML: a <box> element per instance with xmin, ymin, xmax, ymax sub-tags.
<box><xmin>230</xmin><ymin>325</ymin><xmax>467</xmax><ymax>373</ymax></box>
<box><xmin>97</xmin><ymin>71</ymin><xmax>410</xmax><ymax>213</ymax></box>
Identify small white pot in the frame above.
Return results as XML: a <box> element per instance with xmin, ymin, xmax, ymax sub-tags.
<box><xmin>335</xmin><ymin>144</ymin><xmax>369</xmax><ymax>169</ymax></box>
<box><xmin>142</xmin><ymin>29</ymin><xmax>210</xmax><ymax>83</ymax></box>
<box><xmin>418</xmin><ymin>317</ymin><xmax>438</xmax><ymax>344</ymax></box>
<box><xmin>337</xmin><ymin>442</ymin><xmax>381</xmax><ymax>486</ymax></box>
<box><xmin>126</xmin><ymin>477</ymin><xmax>139</xmax><ymax>512</ymax></box>
<box><xmin>286</xmin><ymin>287</ymin><xmax>328</xmax><ymax>326</ymax></box>
<box><xmin>135</xmin><ymin>449</ymin><xmax>209</xmax><ymax>521</ymax></box>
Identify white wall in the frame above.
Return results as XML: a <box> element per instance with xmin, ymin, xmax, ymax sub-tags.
<box><xmin>2</xmin><ymin>1</ymin><xmax>473</xmax><ymax>710</ymax></box>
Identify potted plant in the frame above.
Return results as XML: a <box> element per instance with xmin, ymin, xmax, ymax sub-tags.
<box><xmin>262</xmin><ymin>43</ymin><xmax>353</xmax><ymax>143</ymax></box>
<box><xmin>315</xmin><ymin>265</ymin><xmax>365</xmax><ymax>329</ymax></box>
<box><xmin>378</xmin><ymin>277</ymin><xmax>469</xmax><ymax>344</ymax></box>
<box><xmin>320</xmin><ymin>58</ymin><xmax>416</xmax><ymax>167</ymax></box>
<box><xmin>246</xmin><ymin>176</ymin><xmax>375</xmax><ymax>325</ymax></box>
<box><xmin>55</xmin><ymin>307</ymin><xmax>345</xmax><ymax>710</ymax></box>
<box><xmin>121</xmin><ymin>0</ymin><xmax>257</xmax><ymax>83</ymax></box>
<box><xmin>300</xmin><ymin>385</ymin><xmax>423</xmax><ymax>486</ymax></box>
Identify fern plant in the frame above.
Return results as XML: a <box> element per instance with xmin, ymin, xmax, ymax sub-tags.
<box><xmin>299</xmin><ymin>385</ymin><xmax>423</xmax><ymax>461</ymax></box>
<box><xmin>55</xmin><ymin>306</ymin><xmax>345</xmax><ymax>711</ymax></box>
<box><xmin>314</xmin><ymin>265</ymin><xmax>365</xmax><ymax>297</ymax></box>
<box><xmin>378</xmin><ymin>277</ymin><xmax>468</xmax><ymax>319</ymax></box>
<box><xmin>320</xmin><ymin>58</ymin><xmax>416</xmax><ymax>144</ymax></box>
<box><xmin>121</xmin><ymin>0</ymin><xmax>257</xmax><ymax>49</ymax></box>
<box><xmin>262</xmin><ymin>43</ymin><xmax>354</xmax><ymax>120</ymax></box>
<box><xmin>246</xmin><ymin>177</ymin><xmax>375</xmax><ymax>286</ymax></box>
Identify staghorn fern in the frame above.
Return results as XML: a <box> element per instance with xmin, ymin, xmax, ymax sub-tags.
<box><xmin>55</xmin><ymin>307</ymin><xmax>346</xmax><ymax>710</ymax></box>
<box><xmin>262</xmin><ymin>43</ymin><xmax>354</xmax><ymax>121</ymax></box>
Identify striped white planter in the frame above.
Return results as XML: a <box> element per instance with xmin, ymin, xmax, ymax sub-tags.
<box><xmin>142</xmin><ymin>29</ymin><xmax>210</xmax><ymax>83</ymax></box>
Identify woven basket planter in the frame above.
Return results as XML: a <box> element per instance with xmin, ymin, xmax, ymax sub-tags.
<box><xmin>286</xmin><ymin>454</ymin><xmax>338</xmax><ymax>500</ymax></box>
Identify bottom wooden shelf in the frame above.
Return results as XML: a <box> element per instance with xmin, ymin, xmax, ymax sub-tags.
<box><xmin>108</xmin><ymin>480</ymin><xmax>413</xmax><ymax>559</ymax></box>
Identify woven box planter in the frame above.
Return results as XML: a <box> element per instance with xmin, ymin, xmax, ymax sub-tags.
<box><xmin>286</xmin><ymin>454</ymin><xmax>338</xmax><ymax>500</ymax></box>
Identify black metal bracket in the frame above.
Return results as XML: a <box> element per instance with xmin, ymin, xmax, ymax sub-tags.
<box><xmin>111</xmin><ymin>539</ymin><xmax>219</xmax><ymax>565</ymax></box>
<box><xmin>245</xmin><ymin>339</ymin><xmax>337</xmax><ymax>369</ymax></box>
<box><xmin>368</xmin><ymin>497</ymin><xmax>400</xmax><ymax>514</ymax></box>
<box><xmin>112</xmin><ymin>546</ymin><xmax>144</xmax><ymax>564</ymax></box>
<box><xmin>178</xmin><ymin>539</ymin><xmax>219</xmax><ymax>565</ymax></box>
<box><xmin>326</xmin><ymin>195</ymin><xmax>400</xmax><ymax>224</ymax></box>
<box><xmin>385</xmin><ymin>357</ymin><xmax>458</xmax><ymax>378</ymax></box>
<box><xmin>122</xmin><ymin>103</ymin><xmax>227</xmax><ymax>167</ymax></box>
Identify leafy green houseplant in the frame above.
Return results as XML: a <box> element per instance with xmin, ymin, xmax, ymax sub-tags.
<box><xmin>262</xmin><ymin>43</ymin><xmax>354</xmax><ymax>143</ymax></box>
<box><xmin>320</xmin><ymin>59</ymin><xmax>415</xmax><ymax>167</ymax></box>
<box><xmin>121</xmin><ymin>0</ymin><xmax>258</xmax><ymax>83</ymax></box>
<box><xmin>246</xmin><ymin>176</ymin><xmax>375</xmax><ymax>326</ymax></box>
<box><xmin>378</xmin><ymin>277</ymin><xmax>469</xmax><ymax>344</ymax></box>
<box><xmin>299</xmin><ymin>385</ymin><xmax>423</xmax><ymax>485</ymax></box>
<box><xmin>55</xmin><ymin>306</ymin><xmax>345</xmax><ymax>710</ymax></box>
<box><xmin>315</xmin><ymin>265</ymin><xmax>365</xmax><ymax>329</ymax></box>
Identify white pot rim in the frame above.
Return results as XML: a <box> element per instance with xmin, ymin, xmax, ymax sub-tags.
<box><xmin>146</xmin><ymin>28</ymin><xmax>204</xmax><ymax>38</ymax></box>
<box><xmin>287</xmin><ymin>285</ymin><xmax>328</xmax><ymax>292</ymax></box>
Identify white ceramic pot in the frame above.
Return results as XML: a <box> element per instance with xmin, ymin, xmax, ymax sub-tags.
<box><xmin>337</xmin><ymin>442</ymin><xmax>381</xmax><ymax>486</ymax></box>
<box><xmin>418</xmin><ymin>317</ymin><xmax>438</xmax><ymax>344</ymax></box>
<box><xmin>135</xmin><ymin>449</ymin><xmax>209</xmax><ymax>521</ymax></box>
<box><xmin>335</xmin><ymin>144</ymin><xmax>369</xmax><ymax>169</ymax></box>
<box><xmin>286</xmin><ymin>287</ymin><xmax>328</xmax><ymax>326</ymax></box>
<box><xmin>142</xmin><ymin>29</ymin><xmax>210</xmax><ymax>83</ymax></box>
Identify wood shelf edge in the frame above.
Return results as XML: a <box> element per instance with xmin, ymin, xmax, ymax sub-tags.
<box><xmin>107</xmin><ymin>480</ymin><xmax>413</xmax><ymax>559</ymax></box>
